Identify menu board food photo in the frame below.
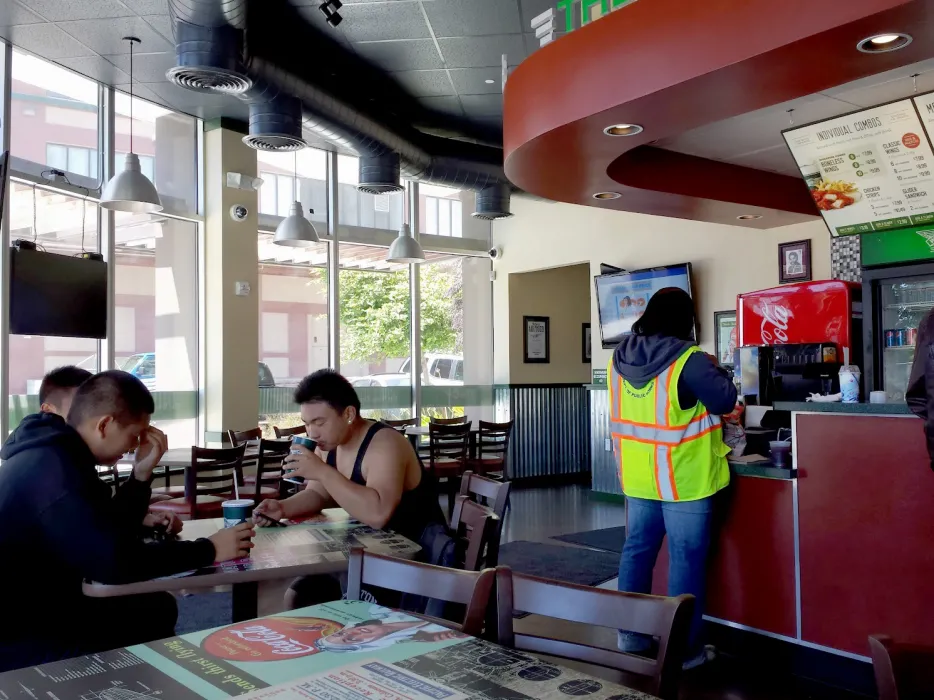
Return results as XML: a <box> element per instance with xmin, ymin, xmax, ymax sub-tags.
<box><xmin>783</xmin><ymin>98</ymin><xmax>934</xmax><ymax>237</ymax></box>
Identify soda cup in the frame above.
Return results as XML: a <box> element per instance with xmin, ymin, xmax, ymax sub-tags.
<box><xmin>908</xmin><ymin>327</ymin><xmax>918</xmax><ymax>347</ymax></box>
<box><xmin>222</xmin><ymin>499</ymin><xmax>254</xmax><ymax>528</ymax></box>
<box><xmin>285</xmin><ymin>435</ymin><xmax>317</xmax><ymax>485</ymax></box>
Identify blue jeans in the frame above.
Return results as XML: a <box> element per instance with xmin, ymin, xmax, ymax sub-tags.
<box><xmin>617</xmin><ymin>495</ymin><xmax>715</xmax><ymax>653</ymax></box>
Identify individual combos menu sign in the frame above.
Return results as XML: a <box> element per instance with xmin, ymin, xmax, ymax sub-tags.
<box><xmin>783</xmin><ymin>99</ymin><xmax>934</xmax><ymax>237</ymax></box>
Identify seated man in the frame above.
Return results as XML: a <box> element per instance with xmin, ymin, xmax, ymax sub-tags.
<box><xmin>38</xmin><ymin>365</ymin><xmax>93</xmax><ymax>417</ymax></box>
<box><xmin>0</xmin><ymin>370</ymin><xmax>254</xmax><ymax>671</ymax></box>
<box><xmin>253</xmin><ymin>370</ymin><xmax>449</xmax><ymax>607</ymax></box>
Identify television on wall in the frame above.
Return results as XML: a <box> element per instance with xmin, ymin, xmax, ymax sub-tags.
<box><xmin>594</xmin><ymin>263</ymin><xmax>694</xmax><ymax>349</ymax></box>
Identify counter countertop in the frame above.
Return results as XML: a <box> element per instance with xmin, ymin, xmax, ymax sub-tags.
<box><xmin>728</xmin><ymin>460</ymin><xmax>795</xmax><ymax>480</ymax></box>
<box><xmin>772</xmin><ymin>401</ymin><xmax>914</xmax><ymax>415</ymax></box>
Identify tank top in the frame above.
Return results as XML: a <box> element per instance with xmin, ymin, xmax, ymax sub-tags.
<box><xmin>326</xmin><ymin>422</ymin><xmax>446</xmax><ymax>542</ymax></box>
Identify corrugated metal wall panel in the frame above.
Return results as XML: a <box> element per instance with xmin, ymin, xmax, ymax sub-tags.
<box><xmin>496</xmin><ymin>385</ymin><xmax>590</xmax><ymax>480</ymax></box>
<box><xmin>590</xmin><ymin>387</ymin><xmax>622</xmax><ymax>495</ymax></box>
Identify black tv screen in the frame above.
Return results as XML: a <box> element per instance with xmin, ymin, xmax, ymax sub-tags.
<box><xmin>10</xmin><ymin>247</ymin><xmax>107</xmax><ymax>339</ymax></box>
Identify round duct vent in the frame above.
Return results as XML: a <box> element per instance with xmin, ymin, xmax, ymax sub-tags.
<box><xmin>472</xmin><ymin>184</ymin><xmax>513</xmax><ymax>220</ymax></box>
<box><xmin>358</xmin><ymin>154</ymin><xmax>403</xmax><ymax>195</ymax></box>
<box><xmin>358</xmin><ymin>182</ymin><xmax>405</xmax><ymax>195</ymax></box>
<box><xmin>167</xmin><ymin>66</ymin><xmax>251</xmax><ymax>94</ymax></box>
<box><xmin>242</xmin><ymin>133</ymin><xmax>307</xmax><ymax>152</ymax></box>
<box><xmin>242</xmin><ymin>97</ymin><xmax>307</xmax><ymax>152</ymax></box>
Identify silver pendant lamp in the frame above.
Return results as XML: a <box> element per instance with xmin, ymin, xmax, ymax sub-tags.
<box><xmin>274</xmin><ymin>150</ymin><xmax>319</xmax><ymax>247</ymax></box>
<box><xmin>100</xmin><ymin>37</ymin><xmax>162</xmax><ymax>213</ymax></box>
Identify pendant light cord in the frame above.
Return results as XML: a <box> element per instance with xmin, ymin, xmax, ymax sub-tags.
<box><xmin>294</xmin><ymin>150</ymin><xmax>298</xmax><ymax>201</ymax></box>
<box><xmin>129</xmin><ymin>38</ymin><xmax>134</xmax><ymax>154</ymax></box>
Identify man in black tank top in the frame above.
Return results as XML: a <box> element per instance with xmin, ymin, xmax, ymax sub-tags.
<box><xmin>253</xmin><ymin>370</ymin><xmax>450</xmax><ymax>608</ymax></box>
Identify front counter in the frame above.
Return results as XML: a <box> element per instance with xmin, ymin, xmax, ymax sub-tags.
<box><xmin>590</xmin><ymin>387</ymin><xmax>934</xmax><ymax>660</ymax></box>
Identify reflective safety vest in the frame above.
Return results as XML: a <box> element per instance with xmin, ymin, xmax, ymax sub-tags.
<box><xmin>608</xmin><ymin>347</ymin><xmax>730</xmax><ymax>502</ymax></box>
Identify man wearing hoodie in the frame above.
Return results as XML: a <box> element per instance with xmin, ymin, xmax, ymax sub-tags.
<box><xmin>0</xmin><ymin>370</ymin><xmax>254</xmax><ymax>671</ymax></box>
<box><xmin>609</xmin><ymin>287</ymin><xmax>736</xmax><ymax>669</ymax></box>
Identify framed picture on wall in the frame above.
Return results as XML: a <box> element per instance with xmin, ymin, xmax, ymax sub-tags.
<box><xmin>778</xmin><ymin>239</ymin><xmax>812</xmax><ymax>284</ymax></box>
<box><xmin>582</xmin><ymin>323</ymin><xmax>592</xmax><ymax>363</ymax></box>
<box><xmin>714</xmin><ymin>310</ymin><xmax>737</xmax><ymax>368</ymax></box>
<box><xmin>523</xmin><ymin>316</ymin><xmax>550</xmax><ymax>364</ymax></box>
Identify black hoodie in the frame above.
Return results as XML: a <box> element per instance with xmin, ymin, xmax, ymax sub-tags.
<box><xmin>0</xmin><ymin>413</ymin><xmax>215</xmax><ymax>639</ymax></box>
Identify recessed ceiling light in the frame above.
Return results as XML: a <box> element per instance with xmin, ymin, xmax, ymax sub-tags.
<box><xmin>857</xmin><ymin>33</ymin><xmax>912</xmax><ymax>53</ymax></box>
<box><xmin>737</xmin><ymin>214</ymin><xmax>762</xmax><ymax>220</ymax></box>
<box><xmin>603</xmin><ymin>123</ymin><xmax>644</xmax><ymax>137</ymax></box>
<box><xmin>593</xmin><ymin>192</ymin><xmax>621</xmax><ymax>200</ymax></box>
<box><xmin>485</xmin><ymin>79</ymin><xmax>495</xmax><ymax>84</ymax></box>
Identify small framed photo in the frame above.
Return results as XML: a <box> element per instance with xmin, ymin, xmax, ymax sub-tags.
<box><xmin>778</xmin><ymin>239</ymin><xmax>812</xmax><ymax>284</ymax></box>
<box><xmin>714</xmin><ymin>311</ymin><xmax>737</xmax><ymax>368</ymax></box>
<box><xmin>523</xmin><ymin>316</ymin><xmax>550</xmax><ymax>364</ymax></box>
<box><xmin>582</xmin><ymin>323</ymin><xmax>592</xmax><ymax>363</ymax></box>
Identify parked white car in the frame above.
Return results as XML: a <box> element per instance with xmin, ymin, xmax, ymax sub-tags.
<box><xmin>362</xmin><ymin>353</ymin><xmax>464</xmax><ymax>387</ymax></box>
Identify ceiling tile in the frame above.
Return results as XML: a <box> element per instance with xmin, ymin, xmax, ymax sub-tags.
<box><xmin>423</xmin><ymin>0</ymin><xmax>522</xmax><ymax>38</ymax></box>
<box><xmin>0</xmin><ymin>23</ymin><xmax>94</xmax><ymax>58</ymax></box>
<box><xmin>729</xmin><ymin>146</ymin><xmax>800</xmax><ymax>177</ymax></box>
<box><xmin>143</xmin><ymin>80</ymin><xmax>244</xmax><ymax>110</ymax></box>
<box><xmin>141</xmin><ymin>14</ymin><xmax>173</xmax><ymax>43</ymax></box>
<box><xmin>105</xmin><ymin>51</ymin><xmax>175</xmax><ymax>83</ymax></box>
<box><xmin>523</xmin><ymin>32</ymin><xmax>544</xmax><ymax>58</ymax></box>
<box><xmin>339</xmin><ymin>3</ymin><xmax>429</xmax><ymax>42</ymax></box>
<box><xmin>518</xmin><ymin>0</ymin><xmax>558</xmax><ymax>27</ymax></box>
<box><xmin>459</xmin><ymin>93</ymin><xmax>502</xmax><ymax>116</ymax></box>
<box><xmin>57</xmin><ymin>55</ymin><xmax>131</xmax><ymax>85</ymax></box>
<box><xmin>294</xmin><ymin>4</ymin><xmax>355</xmax><ymax>48</ymax></box>
<box><xmin>0</xmin><ymin>2</ymin><xmax>45</xmax><ymax>25</ymax></box>
<box><xmin>16</xmin><ymin>0</ymin><xmax>133</xmax><ymax>22</ymax></box>
<box><xmin>57</xmin><ymin>16</ymin><xmax>173</xmax><ymax>55</ymax></box>
<box><xmin>437</xmin><ymin>34</ymin><xmax>525</xmax><ymax>69</ymax></box>
<box><xmin>354</xmin><ymin>39</ymin><xmax>442</xmax><ymax>71</ymax></box>
<box><xmin>118</xmin><ymin>0</ymin><xmax>168</xmax><ymax>14</ymax></box>
<box><xmin>114</xmin><ymin>81</ymin><xmax>162</xmax><ymax>105</ymax></box>
<box><xmin>825</xmin><ymin>68</ymin><xmax>934</xmax><ymax>109</ymax></box>
<box><xmin>391</xmin><ymin>69</ymin><xmax>455</xmax><ymax>97</ymax></box>
<box><xmin>419</xmin><ymin>95</ymin><xmax>464</xmax><ymax>116</ymax></box>
<box><xmin>449</xmin><ymin>67</ymin><xmax>503</xmax><ymax>94</ymax></box>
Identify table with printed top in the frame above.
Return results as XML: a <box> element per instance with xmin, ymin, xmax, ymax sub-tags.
<box><xmin>0</xmin><ymin>599</ymin><xmax>658</xmax><ymax>700</ymax></box>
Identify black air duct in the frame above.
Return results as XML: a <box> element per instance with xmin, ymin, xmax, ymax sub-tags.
<box><xmin>358</xmin><ymin>154</ymin><xmax>403</xmax><ymax>195</ymax></box>
<box><xmin>472</xmin><ymin>184</ymin><xmax>513</xmax><ymax>220</ymax></box>
<box><xmin>166</xmin><ymin>6</ymin><xmax>250</xmax><ymax>94</ymax></box>
<box><xmin>242</xmin><ymin>94</ymin><xmax>306</xmax><ymax>152</ymax></box>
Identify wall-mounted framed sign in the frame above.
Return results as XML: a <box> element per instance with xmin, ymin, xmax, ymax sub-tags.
<box><xmin>524</xmin><ymin>316</ymin><xmax>550</xmax><ymax>364</ymax></box>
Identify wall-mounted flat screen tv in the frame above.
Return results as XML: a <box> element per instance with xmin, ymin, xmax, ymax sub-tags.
<box><xmin>10</xmin><ymin>247</ymin><xmax>107</xmax><ymax>339</ymax></box>
<box><xmin>594</xmin><ymin>263</ymin><xmax>694</xmax><ymax>349</ymax></box>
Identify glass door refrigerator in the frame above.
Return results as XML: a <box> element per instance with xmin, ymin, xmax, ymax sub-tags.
<box><xmin>863</xmin><ymin>262</ymin><xmax>934</xmax><ymax>402</ymax></box>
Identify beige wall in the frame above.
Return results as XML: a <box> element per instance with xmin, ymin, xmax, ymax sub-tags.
<box><xmin>508</xmin><ymin>263</ymin><xmax>591</xmax><ymax>384</ymax></box>
<box><xmin>492</xmin><ymin>197</ymin><xmax>831</xmax><ymax>383</ymax></box>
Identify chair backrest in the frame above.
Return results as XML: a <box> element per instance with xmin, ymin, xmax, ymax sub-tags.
<box><xmin>495</xmin><ymin>569</ymin><xmax>693</xmax><ymax>700</ymax></box>
<box><xmin>273</xmin><ymin>424</ymin><xmax>307</xmax><ymax>439</ymax></box>
<box><xmin>428</xmin><ymin>422</ymin><xmax>470</xmax><ymax>470</ymax></box>
<box><xmin>346</xmin><ymin>548</ymin><xmax>496</xmax><ymax>636</ymax></box>
<box><xmin>476</xmin><ymin>420</ymin><xmax>514</xmax><ymax>462</ymax></box>
<box><xmin>430</xmin><ymin>416</ymin><xmax>469</xmax><ymax>426</ymax></box>
<box><xmin>185</xmin><ymin>443</ymin><xmax>248</xmax><ymax>519</ymax></box>
<box><xmin>252</xmin><ymin>439</ymin><xmax>291</xmax><ymax>503</ymax></box>
<box><xmin>457</xmin><ymin>470</ymin><xmax>510</xmax><ymax>521</ymax></box>
<box><xmin>384</xmin><ymin>418</ymin><xmax>418</xmax><ymax>434</ymax></box>
<box><xmin>869</xmin><ymin>634</ymin><xmax>934</xmax><ymax>700</ymax></box>
<box><xmin>452</xmin><ymin>498</ymin><xmax>500</xmax><ymax>570</ymax></box>
<box><xmin>227</xmin><ymin>427</ymin><xmax>262</xmax><ymax>446</ymax></box>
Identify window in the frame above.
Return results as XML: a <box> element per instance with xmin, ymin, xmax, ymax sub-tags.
<box><xmin>12</xmin><ymin>50</ymin><xmax>99</xmax><ymax>176</ymax></box>
<box><xmin>422</xmin><ymin>191</ymin><xmax>465</xmax><ymax>238</ymax></box>
<box><xmin>257</xmin><ymin>150</ymin><xmax>327</xmax><ymax>224</ymax></box>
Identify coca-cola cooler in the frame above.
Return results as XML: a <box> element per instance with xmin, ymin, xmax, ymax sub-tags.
<box><xmin>737</xmin><ymin>281</ymin><xmax>863</xmax><ymax>402</ymax></box>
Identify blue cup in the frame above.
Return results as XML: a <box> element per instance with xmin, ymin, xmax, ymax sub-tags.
<box><xmin>222</xmin><ymin>499</ymin><xmax>254</xmax><ymax>528</ymax></box>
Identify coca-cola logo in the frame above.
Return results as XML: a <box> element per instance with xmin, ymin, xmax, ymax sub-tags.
<box><xmin>759</xmin><ymin>301</ymin><xmax>792</xmax><ymax>344</ymax></box>
<box><xmin>202</xmin><ymin>617</ymin><xmax>342</xmax><ymax>661</ymax></box>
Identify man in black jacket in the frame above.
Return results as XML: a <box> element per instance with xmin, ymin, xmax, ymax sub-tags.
<box><xmin>0</xmin><ymin>370</ymin><xmax>254</xmax><ymax>671</ymax></box>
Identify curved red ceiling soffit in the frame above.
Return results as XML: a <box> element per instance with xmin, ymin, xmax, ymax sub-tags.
<box><xmin>504</xmin><ymin>0</ymin><xmax>934</xmax><ymax>226</ymax></box>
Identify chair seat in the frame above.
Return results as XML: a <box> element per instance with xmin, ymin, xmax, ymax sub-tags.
<box><xmin>149</xmin><ymin>495</ymin><xmax>226</xmax><ymax>517</ymax></box>
<box><xmin>431</xmin><ymin>460</ymin><xmax>465</xmax><ymax>477</ymax></box>
<box><xmin>243</xmin><ymin>485</ymin><xmax>279</xmax><ymax>499</ymax></box>
<box><xmin>151</xmin><ymin>485</ymin><xmax>185</xmax><ymax>498</ymax></box>
<box><xmin>243</xmin><ymin>473</ymin><xmax>282</xmax><ymax>485</ymax></box>
<box><xmin>467</xmin><ymin>458</ymin><xmax>505</xmax><ymax>469</ymax></box>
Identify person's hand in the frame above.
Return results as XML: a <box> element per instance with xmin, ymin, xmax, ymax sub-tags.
<box><xmin>208</xmin><ymin>522</ymin><xmax>255</xmax><ymax>562</ymax></box>
<box><xmin>142</xmin><ymin>511</ymin><xmax>183</xmax><ymax>535</ymax></box>
<box><xmin>282</xmin><ymin>446</ymin><xmax>331</xmax><ymax>482</ymax></box>
<box><xmin>134</xmin><ymin>426</ymin><xmax>168</xmax><ymax>481</ymax></box>
<box><xmin>253</xmin><ymin>499</ymin><xmax>285</xmax><ymax>526</ymax></box>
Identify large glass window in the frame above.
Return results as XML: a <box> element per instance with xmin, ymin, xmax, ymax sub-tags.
<box><xmin>418</xmin><ymin>183</ymin><xmax>490</xmax><ymax>241</ymax></box>
<box><xmin>8</xmin><ymin>182</ymin><xmax>100</xmax><ymax>427</ymax></box>
<box><xmin>113</xmin><ymin>213</ymin><xmax>201</xmax><ymax>446</ymax></box>
<box><xmin>337</xmin><ymin>155</ymin><xmax>403</xmax><ymax>232</ymax></box>
<box><xmin>257</xmin><ymin>149</ymin><xmax>327</xmax><ymax>226</ymax></box>
<box><xmin>11</xmin><ymin>50</ymin><xmax>99</xmax><ymax>178</ymax></box>
<box><xmin>339</xmin><ymin>243</ymin><xmax>412</xmax><ymax>420</ymax></box>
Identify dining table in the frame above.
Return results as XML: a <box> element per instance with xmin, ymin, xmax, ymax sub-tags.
<box><xmin>0</xmin><ymin>599</ymin><xmax>658</xmax><ymax>700</ymax></box>
<box><xmin>111</xmin><ymin>445</ymin><xmax>264</xmax><ymax>490</ymax></box>
<box><xmin>82</xmin><ymin>509</ymin><xmax>421</xmax><ymax>623</ymax></box>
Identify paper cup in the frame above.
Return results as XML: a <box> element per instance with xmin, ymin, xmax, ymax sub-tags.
<box><xmin>870</xmin><ymin>391</ymin><xmax>886</xmax><ymax>404</ymax></box>
<box><xmin>222</xmin><ymin>499</ymin><xmax>254</xmax><ymax>528</ymax></box>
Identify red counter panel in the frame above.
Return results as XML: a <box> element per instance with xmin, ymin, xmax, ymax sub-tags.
<box><xmin>797</xmin><ymin>414</ymin><xmax>934</xmax><ymax>655</ymax></box>
<box><xmin>651</xmin><ymin>475</ymin><xmax>797</xmax><ymax>638</ymax></box>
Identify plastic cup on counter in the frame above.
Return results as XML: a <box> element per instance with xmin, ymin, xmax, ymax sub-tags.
<box><xmin>870</xmin><ymin>391</ymin><xmax>886</xmax><ymax>404</ymax></box>
<box><xmin>839</xmin><ymin>365</ymin><xmax>861</xmax><ymax>403</ymax></box>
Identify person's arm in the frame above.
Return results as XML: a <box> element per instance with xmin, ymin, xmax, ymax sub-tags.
<box><xmin>112</xmin><ymin>426</ymin><xmax>169</xmax><ymax>527</ymax></box>
<box><xmin>679</xmin><ymin>352</ymin><xmax>738</xmax><ymax>415</ymax></box>
<box><xmin>281</xmin><ymin>481</ymin><xmax>335</xmax><ymax>519</ymax></box>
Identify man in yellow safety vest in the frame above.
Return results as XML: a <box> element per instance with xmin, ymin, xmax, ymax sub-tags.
<box><xmin>609</xmin><ymin>287</ymin><xmax>736</xmax><ymax>669</ymax></box>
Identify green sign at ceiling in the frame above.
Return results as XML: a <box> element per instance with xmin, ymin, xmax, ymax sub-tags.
<box><xmin>555</xmin><ymin>0</ymin><xmax>638</xmax><ymax>32</ymax></box>
<box><xmin>861</xmin><ymin>225</ymin><xmax>934</xmax><ymax>267</ymax></box>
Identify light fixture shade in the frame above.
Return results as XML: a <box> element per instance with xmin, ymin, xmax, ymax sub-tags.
<box><xmin>274</xmin><ymin>201</ymin><xmax>319</xmax><ymax>247</ymax></box>
<box><xmin>100</xmin><ymin>153</ymin><xmax>162</xmax><ymax>212</ymax></box>
<box><xmin>387</xmin><ymin>223</ymin><xmax>425</xmax><ymax>263</ymax></box>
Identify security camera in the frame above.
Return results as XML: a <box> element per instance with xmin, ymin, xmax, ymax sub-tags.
<box><xmin>230</xmin><ymin>204</ymin><xmax>249</xmax><ymax>222</ymax></box>
<box><xmin>488</xmin><ymin>246</ymin><xmax>502</xmax><ymax>260</ymax></box>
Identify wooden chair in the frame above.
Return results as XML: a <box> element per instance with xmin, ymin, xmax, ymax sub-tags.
<box><xmin>430</xmin><ymin>416</ymin><xmax>469</xmax><ymax>425</ymax></box>
<box><xmin>149</xmin><ymin>444</ymin><xmax>247</xmax><ymax>520</ymax></box>
<box><xmin>228</xmin><ymin>427</ymin><xmax>262</xmax><ymax>445</ymax></box>
<box><xmin>452</xmin><ymin>498</ymin><xmax>501</xmax><ymax>570</ymax></box>
<box><xmin>384</xmin><ymin>418</ymin><xmax>418</xmax><ymax>434</ymax></box>
<box><xmin>274</xmin><ymin>424</ymin><xmax>307</xmax><ymax>439</ymax></box>
<box><xmin>467</xmin><ymin>420</ymin><xmax>514</xmax><ymax>478</ymax></box>
<box><xmin>428</xmin><ymin>422</ymin><xmax>471</xmax><ymax>517</ymax></box>
<box><xmin>494</xmin><ymin>569</ymin><xmax>693</xmax><ymax>700</ymax></box>
<box><xmin>248</xmin><ymin>439</ymin><xmax>292</xmax><ymax>502</ymax></box>
<box><xmin>227</xmin><ymin>428</ymin><xmax>280</xmax><ymax>499</ymax></box>
<box><xmin>346</xmin><ymin>548</ymin><xmax>496</xmax><ymax>636</ymax></box>
<box><xmin>457</xmin><ymin>471</ymin><xmax>511</xmax><ymax>521</ymax></box>
<box><xmin>870</xmin><ymin>634</ymin><xmax>934</xmax><ymax>700</ymax></box>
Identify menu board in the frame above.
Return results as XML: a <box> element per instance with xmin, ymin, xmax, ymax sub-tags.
<box><xmin>783</xmin><ymin>99</ymin><xmax>934</xmax><ymax>236</ymax></box>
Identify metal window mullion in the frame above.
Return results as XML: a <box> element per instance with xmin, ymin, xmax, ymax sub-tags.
<box><xmin>0</xmin><ymin>42</ymin><xmax>13</xmax><ymax>438</ymax></box>
<box><xmin>409</xmin><ymin>181</ymin><xmax>421</xmax><ymax>421</ymax></box>
<box><xmin>101</xmin><ymin>84</ymin><xmax>116</xmax><ymax>371</ymax></box>
<box><xmin>327</xmin><ymin>151</ymin><xmax>339</xmax><ymax>372</ymax></box>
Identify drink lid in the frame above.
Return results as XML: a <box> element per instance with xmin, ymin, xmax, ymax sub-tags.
<box><xmin>223</xmin><ymin>499</ymin><xmax>254</xmax><ymax>507</ymax></box>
